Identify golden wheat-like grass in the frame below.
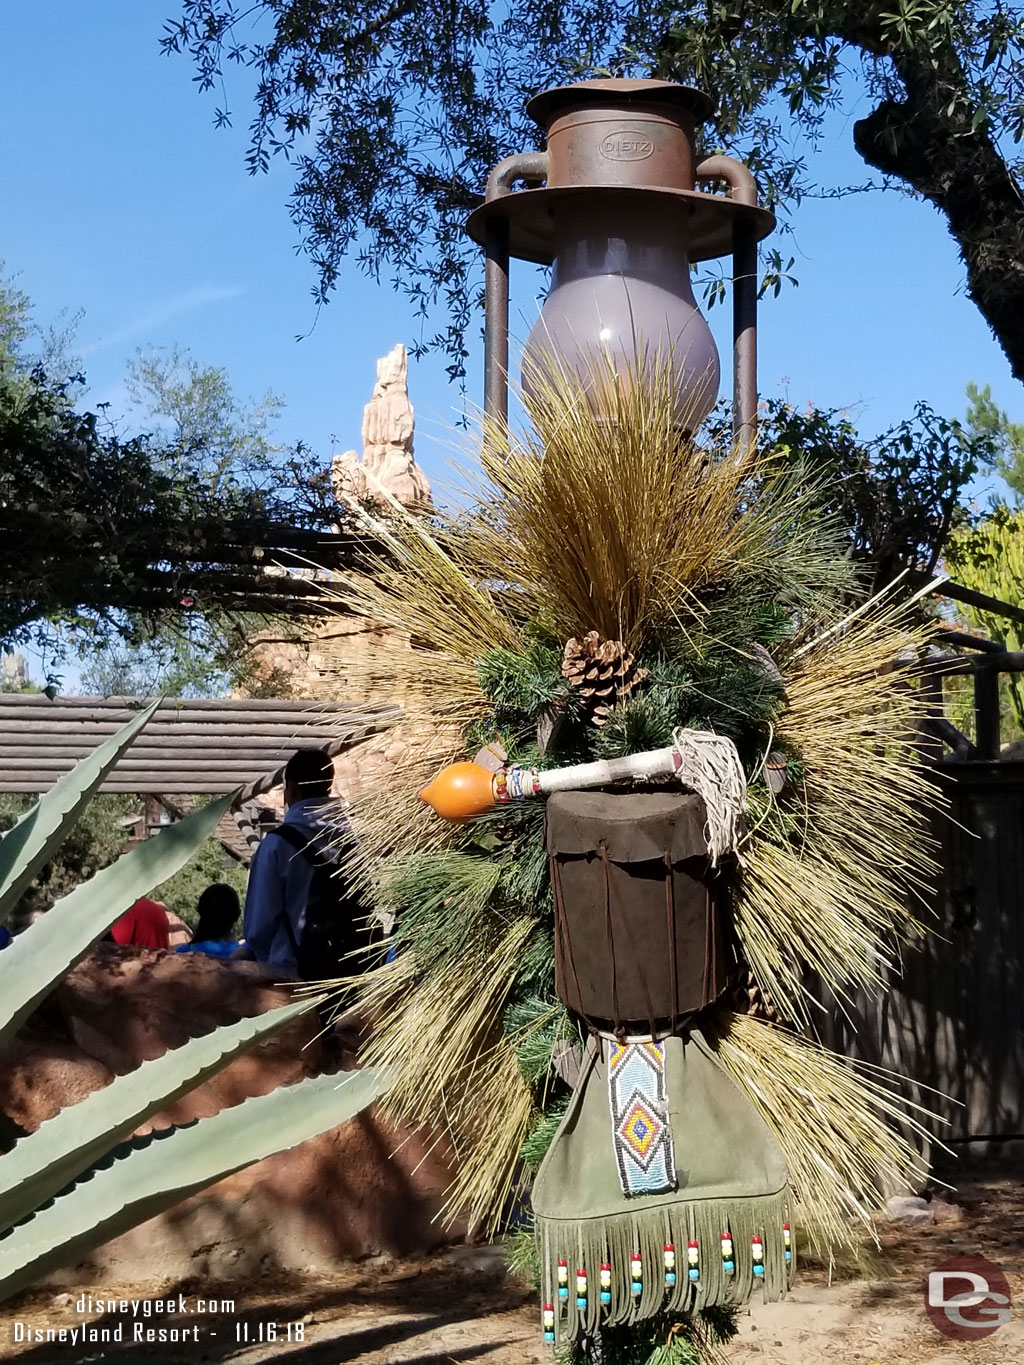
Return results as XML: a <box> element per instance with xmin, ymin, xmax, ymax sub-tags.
<box><xmin>461</xmin><ymin>366</ymin><xmax>758</xmax><ymax>649</ymax></box>
<box><xmin>309</xmin><ymin>366</ymin><xmax>941</xmax><ymax>1236</ymax></box>
<box><xmin>711</xmin><ymin>1012</ymin><xmax>942</xmax><ymax>1253</ymax></box>
<box><xmin>736</xmin><ymin>596</ymin><xmax>942</xmax><ymax>1022</ymax></box>
<box><xmin>452</xmin><ymin>361</ymin><xmax>851</xmax><ymax>653</ymax></box>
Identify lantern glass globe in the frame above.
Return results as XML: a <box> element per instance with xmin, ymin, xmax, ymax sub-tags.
<box><xmin>521</xmin><ymin>199</ymin><xmax>720</xmax><ymax>427</ymax></box>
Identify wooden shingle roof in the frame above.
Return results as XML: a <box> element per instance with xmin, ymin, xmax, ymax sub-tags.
<box><xmin>0</xmin><ymin>694</ymin><xmax>398</xmax><ymax>796</ymax></box>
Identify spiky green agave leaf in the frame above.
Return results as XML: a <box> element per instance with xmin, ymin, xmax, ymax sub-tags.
<box><xmin>0</xmin><ymin>702</ymin><xmax>158</xmax><ymax>921</ymax></box>
<box><xmin>0</xmin><ymin>1068</ymin><xmax>386</xmax><ymax>1303</ymax></box>
<box><xmin>0</xmin><ymin>793</ymin><xmax>233</xmax><ymax>1047</ymax></box>
<box><xmin>0</xmin><ymin>997</ymin><xmax>319</xmax><ymax>1236</ymax></box>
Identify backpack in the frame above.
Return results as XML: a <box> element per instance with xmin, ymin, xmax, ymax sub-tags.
<box><xmin>271</xmin><ymin>823</ymin><xmax>380</xmax><ymax>982</ymax></box>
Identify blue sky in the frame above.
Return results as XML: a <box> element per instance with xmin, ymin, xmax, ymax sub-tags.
<box><xmin>2</xmin><ymin>4</ymin><xmax>1019</xmax><ymax>498</ymax></box>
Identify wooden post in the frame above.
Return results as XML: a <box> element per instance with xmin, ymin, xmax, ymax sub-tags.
<box><xmin>974</xmin><ymin>664</ymin><xmax>1001</xmax><ymax>759</ymax></box>
<box><xmin>916</xmin><ymin>667</ymin><xmax>945</xmax><ymax>763</ymax></box>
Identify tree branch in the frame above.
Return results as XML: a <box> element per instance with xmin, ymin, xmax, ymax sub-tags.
<box><xmin>850</xmin><ymin>39</ymin><xmax>1024</xmax><ymax>380</ymax></box>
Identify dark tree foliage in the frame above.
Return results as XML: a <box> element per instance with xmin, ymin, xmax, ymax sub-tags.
<box><xmin>0</xmin><ymin>361</ymin><xmax>350</xmax><ymax>651</ymax></box>
<box><xmin>0</xmin><ymin>792</ymin><xmax>136</xmax><ymax>913</ymax></box>
<box><xmin>164</xmin><ymin>1</ymin><xmax>1024</xmax><ymax>379</ymax></box>
<box><xmin>757</xmin><ymin>398</ymin><xmax>997</xmax><ymax>594</ymax></box>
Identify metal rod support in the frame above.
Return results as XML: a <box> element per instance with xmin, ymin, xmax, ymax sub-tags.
<box><xmin>481</xmin><ymin>152</ymin><xmax>549</xmax><ymax>429</ymax></box>
<box><xmin>695</xmin><ymin>157</ymin><xmax>759</xmax><ymax>454</ymax></box>
<box><xmin>484</xmin><ymin>217</ymin><xmax>510</xmax><ymax>428</ymax></box>
<box><xmin>732</xmin><ymin>216</ymin><xmax>758</xmax><ymax>455</ymax></box>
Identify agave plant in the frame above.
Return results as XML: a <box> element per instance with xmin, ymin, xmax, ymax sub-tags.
<box><xmin>0</xmin><ymin>704</ymin><xmax>384</xmax><ymax>1302</ymax></box>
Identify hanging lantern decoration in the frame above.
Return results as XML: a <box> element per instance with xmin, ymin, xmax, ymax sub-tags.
<box><xmin>450</xmin><ymin>76</ymin><xmax>792</xmax><ymax>1351</ymax></box>
<box><xmin>466</xmin><ymin>78</ymin><xmax>775</xmax><ymax>447</ymax></box>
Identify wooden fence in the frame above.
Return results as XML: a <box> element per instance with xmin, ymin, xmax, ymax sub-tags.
<box><xmin>821</xmin><ymin>581</ymin><xmax>1024</xmax><ymax>1145</ymax></box>
<box><xmin>822</xmin><ymin>761</ymin><xmax>1024</xmax><ymax>1145</ymax></box>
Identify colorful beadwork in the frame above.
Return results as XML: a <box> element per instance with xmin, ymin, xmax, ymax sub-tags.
<box><xmin>630</xmin><ymin>1252</ymin><xmax>643</xmax><ymax>1296</ymax></box>
<box><xmin>607</xmin><ymin>1040</ymin><xmax>677</xmax><ymax>1195</ymax></box>
<box><xmin>687</xmin><ymin>1239</ymin><xmax>700</xmax><ymax>1282</ymax></box>
<box><xmin>543</xmin><ymin>1303</ymin><xmax>555</xmax><ymax>1343</ymax></box>
<box><xmin>751</xmin><ymin>1235</ymin><xmax>765</xmax><ymax>1277</ymax></box>
<box><xmin>557</xmin><ymin>1258</ymin><xmax>568</xmax><ymax>1300</ymax></box>
<box><xmin>783</xmin><ymin>1222</ymin><xmax>792</xmax><ymax>1263</ymax></box>
<box><xmin>721</xmin><ymin>1232</ymin><xmax>735</xmax><ymax>1273</ymax></box>
<box><xmin>663</xmin><ymin>1243</ymin><xmax>676</xmax><ymax>1286</ymax></box>
<box><xmin>600</xmin><ymin>1262</ymin><xmax>612</xmax><ymax>1305</ymax></box>
<box><xmin>576</xmin><ymin>1268</ymin><xmax>587</xmax><ymax>1309</ymax></box>
<box><xmin>501</xmin><ymin>765</ymin><xmax>539</xmax><ymax>801</ymax></box>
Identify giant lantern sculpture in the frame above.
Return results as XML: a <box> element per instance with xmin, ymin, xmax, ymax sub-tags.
<box><xmin>466</xmin><ymin>79</ymin><xmax>775</xmax><ymax>442</ymax></box>
<box><xmin>457</xmin><ymin>78</ymin><xmax>797</xmax><ymax>1340</ymax></box>
<box><xmin>340</xmin><ymin>72</ymin><xmax>937</xmax><ymax>1365</ymax></box>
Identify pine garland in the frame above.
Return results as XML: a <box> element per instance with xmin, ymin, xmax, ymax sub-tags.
<box><xmin>324</xmin><ymin>368</ymin><xmax>942</xmax><ymax>1365</ymax></box>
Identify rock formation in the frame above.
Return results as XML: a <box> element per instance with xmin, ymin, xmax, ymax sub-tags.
<box><xmin>1</xmin><ymin>652</ymin><xmax>30</xmax><ymax>689</ymax></box>
<box><xmin>332</xmin><ymin>344</ymin><xmax>432</xmax><ymax>512</ymax></box>
<box><xmin>0</xmin><ymin>944</ymin><xmax>458</xmax><ymax>1280</ymax></box>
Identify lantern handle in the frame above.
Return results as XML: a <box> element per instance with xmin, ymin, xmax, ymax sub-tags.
<box><xmin>483</xmin><ymin>153</ymin><xmax>550</xmax><ymax>428</ymax></box>
<box><xmin>486</xmin><ymin>152</ymin><xmax>549</xmax><ymax>202</ymax></box>
<box><xmin>696</xmin><ymin>156</ymin><xmax>759</xmax><ymax>456</ymax></box>
<box><xmin>694</xmin><ymin>155</ymin><xmax>757</xmax><ymax>207</ymax></box>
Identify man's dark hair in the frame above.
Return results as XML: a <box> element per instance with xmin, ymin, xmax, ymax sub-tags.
<box><xmin>284</xmin><ymin>747</ymin><xmax>334</xmax><ymax>799</ymax></box>
<box><xmin>194</xmin><ymin>882</ymin><xmax>241</xmax><ymax>941</ymax></box>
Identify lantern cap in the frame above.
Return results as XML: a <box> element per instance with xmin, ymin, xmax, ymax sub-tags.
<box><xmin>466</xmin><ymin>183</ymin><xmax>774</xmax><ymax>268</ymax></box>
<box><xmin>469</xmin><ymin>76</ymin><xmax>773</xmax><ymax>268</ymax></box>
<box><xmin>527</xmin><ymin>79</ymin><xmax>714</xmax><ymax>130</ymax></box>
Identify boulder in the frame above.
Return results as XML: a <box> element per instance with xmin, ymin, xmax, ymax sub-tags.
<box><xmin>885</xmin><ymin>1194</ymin><xmax>935</xmax><ymax>1225</ymax></box>
<box><xmin>0</xmin><ymin>944</ymin><xmax>458</xmax><ymax>1282</ymax></box>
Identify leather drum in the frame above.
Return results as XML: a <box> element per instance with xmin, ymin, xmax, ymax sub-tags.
<box><xmin>545</xmin><ymin>790</ymin><xmax>733</xmax><ymax>1033</ymax></box>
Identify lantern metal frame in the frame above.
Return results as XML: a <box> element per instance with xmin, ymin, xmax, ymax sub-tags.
<box><xmin>465</xmin><ymin>79</ymin><xmax>775</xmax><ymax>447</ymax></box>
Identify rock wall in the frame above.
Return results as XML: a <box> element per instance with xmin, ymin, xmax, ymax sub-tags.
<box><xmin>0</xmin><ymin>945</ymin><xmax>458</xmax><ymax>1283</ymax></box>
<box><xmin>246</xmin><ymin>344</ymin><xmax>434</xmax><ymax>806</ymax></box>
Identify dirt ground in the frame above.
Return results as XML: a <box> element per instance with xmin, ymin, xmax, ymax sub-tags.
<box><xmin>2</xmin><ymin>1161</ymin><xmax>1022</xmax><ymax>1365</ymax></box>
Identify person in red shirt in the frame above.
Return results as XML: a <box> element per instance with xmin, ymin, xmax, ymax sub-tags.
<box><xmin>111</xmin><ymin>897</ymin><xmax>170</xmax><ymax>949</ymax></box>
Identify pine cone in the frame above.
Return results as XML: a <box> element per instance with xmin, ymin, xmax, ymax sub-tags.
<box><xmin>561</xmin><ymin>631</ymin><xmax>648</xmax><ymax>726</ymax></box>
<box><xmin>730</xmin><ymin>969</ymin><xmax>782</xmax><ymax>1023</ymax></box>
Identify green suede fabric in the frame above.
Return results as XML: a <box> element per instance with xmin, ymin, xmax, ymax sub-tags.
<box><xmin>532</xmin><ymin>1030</ymin><xmax>794</xmax><ymax>1338</ymax></box>
<box><xmin>534</xmin><ymin>1031</ymin><xmax>788</xmax><ymax>1218</ymax></box>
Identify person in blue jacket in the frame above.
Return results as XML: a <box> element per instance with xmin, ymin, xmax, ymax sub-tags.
<box><xmin>239</xmin><ymin>747</ymin><xmax>354</xmax><ymax>978</ymax></box>
<box><xmin>176</xmin><ymin>883</ymin><xmax>241</xmax><ymax>960</ymax></box>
